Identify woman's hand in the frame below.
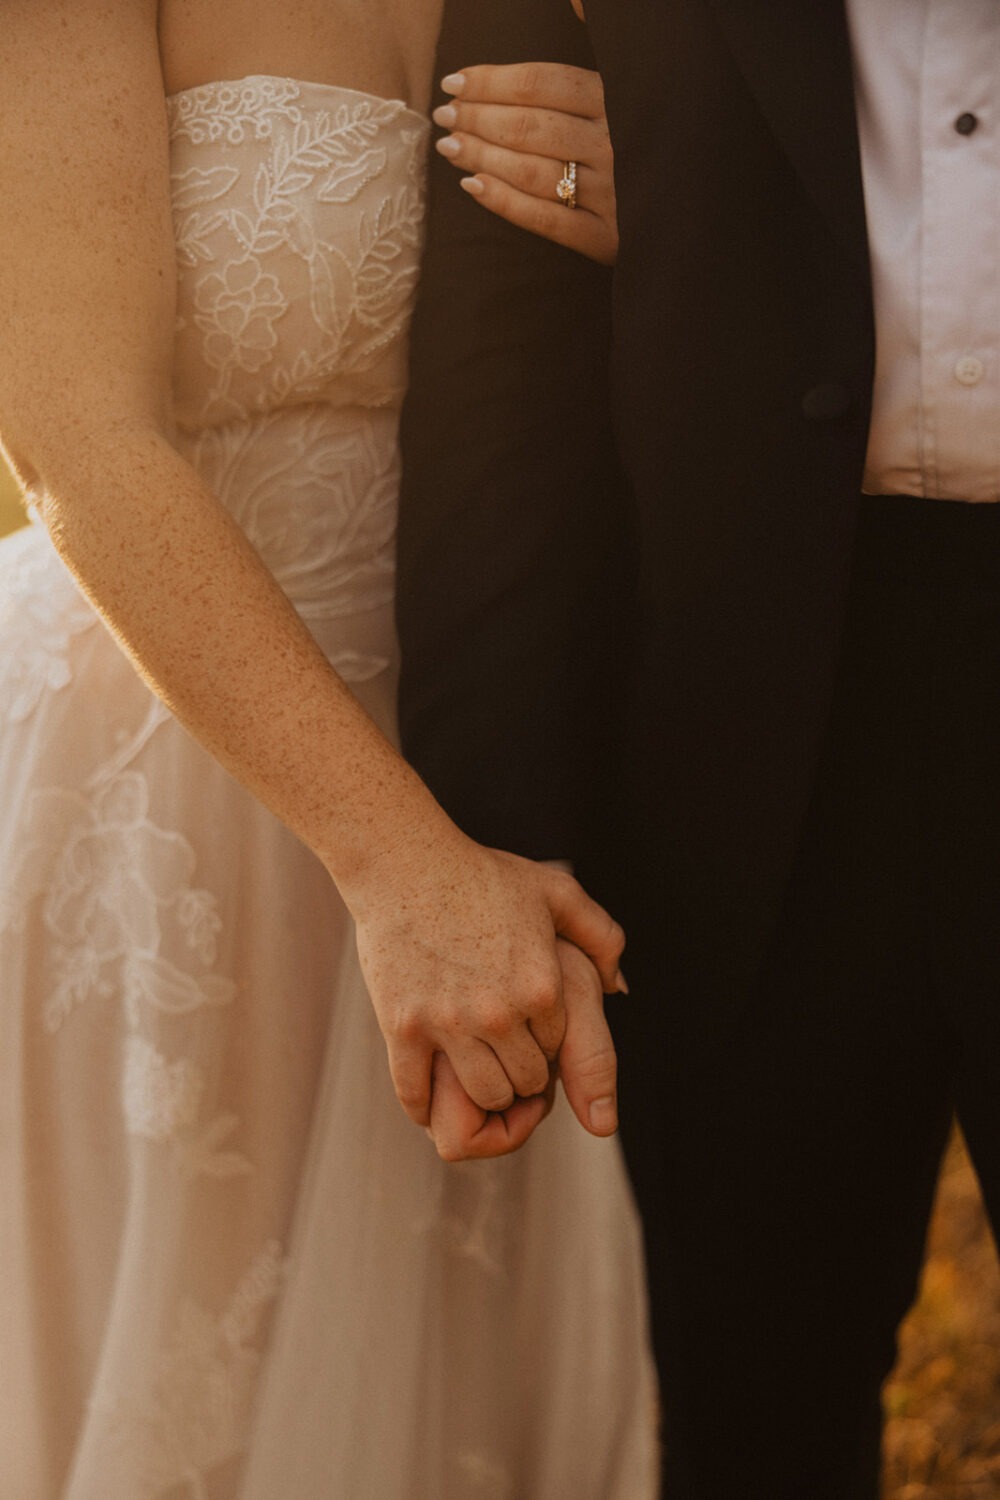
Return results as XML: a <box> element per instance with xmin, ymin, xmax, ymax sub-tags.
<box><xmin>347</xmin><ymin>831</ymin><xmax>625</xmax><ymax>1138</ymax></box>
<box><xmin>431</xmin><ymin>63</ymin><xmax>618</xmax><ymax>266</ymax></box>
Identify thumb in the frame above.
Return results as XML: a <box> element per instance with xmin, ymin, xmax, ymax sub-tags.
<box><xmin>556</xmin><ymin>940</ymin><xmax>619</xmax><ymax>1136</ymax></box>
<box><xmin>544</xmin><ymin>870</ymin><xmax>626</xmax><ymax>995</ymax></box>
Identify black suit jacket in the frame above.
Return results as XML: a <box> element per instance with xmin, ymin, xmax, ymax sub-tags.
<box><xmin>398</xmin><ymin>0</ymin><xmax>875</xmax><ymax>1032</ymax></box>
<box><xmin>397</xmin><ymin>0</ymin><xmax>629</xmax><ymax>865</ymax></box>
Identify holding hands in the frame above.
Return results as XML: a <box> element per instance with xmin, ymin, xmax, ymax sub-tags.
<box><xmin>347</xmin><ymin>827</ymin><xmax>626</xmax><ymax>1161</ymax></box>
<box><xmin>432</xmin><ymin>64</ymin><xmax>619</xmax><ymax>266</ymax></box>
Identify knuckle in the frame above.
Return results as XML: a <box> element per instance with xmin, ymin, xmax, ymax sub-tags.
<box><xmin>508</xmin><ymin>109</ymin><xmax>538</xmax><ymax>151</ymax></box>
<box><xmin>527</xmin><ymin>977</ymin><xmax>561</xmax><ymax>1016</ymax></box>
<box><xmin>474</xmin><ymin>997</ymin><xmax>515</xmax><ymax>1036</ymax></box>
<box><xmin>510</xmin><ymin>62</ymin><xmax>543</xmax><ymax>105</ymax></box>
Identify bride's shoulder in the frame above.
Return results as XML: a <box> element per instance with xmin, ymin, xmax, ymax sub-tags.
<box><xmin>0</xmin><ymin>0</ymin><xmax>173</xmax><ymax>478</ymax></box>
<box><xmin>0</xmin><ymin>0</ymin><xmax>164</xmax><ymax>198</ymax></box>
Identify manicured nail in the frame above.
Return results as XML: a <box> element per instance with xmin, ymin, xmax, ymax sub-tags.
<box><xmin>432</xmin><ymin>103</ymin><xmax>458</xmax><ymax>128</ymax></box>
<box><xmin>436</xmin><ymin>134</ymin><xmax>461</xmax><ymax>159</ymax></box>
<box><xmin>441</xmin><ymin>73</ymin><xmax>466</xmax><ymax>96</ymax></box>
<box><xmin>589</xmin><ymin>1096</ymin><xmax>618</xmax><ymax>1134</ymax></box>
<box><xmin>615</xmin><ymin>969</ymin><xmax>630</xmax><ymax>996</ymax></box>
<box><xmin>459</xmin><ymin>176</ymin><xmax>484</xmax><ymax>197</ymax></box>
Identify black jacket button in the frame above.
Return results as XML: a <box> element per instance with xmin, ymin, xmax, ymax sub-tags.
<box><xmin>801</xmin><ymin>382</ymin><xmax>852</xmax><ymax>421</ymax></box>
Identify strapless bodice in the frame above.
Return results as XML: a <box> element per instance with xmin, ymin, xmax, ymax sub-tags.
<box><xmin>165</xmin><ymin>77</ymin><xmax>429</xmax><ymax>678</ymax></box>
<box><xmin>168</xmin><ymin>75</ymin><xmax>429</xmax><ymax>429</ymax></box>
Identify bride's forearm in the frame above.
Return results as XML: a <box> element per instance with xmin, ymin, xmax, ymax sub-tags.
<box><xmin>20</xmin><ymin>415</ymin><xmax>626</xmax><ymax>1143</ymax></box>
<box><xmin>31</xmin><ymin>420</ymin><xmax>458</xmax><ymax>903</ymax></box>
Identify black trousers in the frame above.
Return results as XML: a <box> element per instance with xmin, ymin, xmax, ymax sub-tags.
<box><xmin>612</xmin><ymin>495</ymin><xmax>1000</xmax><ymax>1499</ymax></box>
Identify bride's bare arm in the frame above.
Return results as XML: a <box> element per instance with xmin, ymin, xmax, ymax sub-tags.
<box><xmin>0</xmin><ymin>0</ymin><xmax>624</xmax><ymax>1144</ymax></box>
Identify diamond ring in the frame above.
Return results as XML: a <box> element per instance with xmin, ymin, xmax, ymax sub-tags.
<box><xmin>556</xmin><ymin>161</ymin><xmax>579</xmax><ymax>210</ymax></box>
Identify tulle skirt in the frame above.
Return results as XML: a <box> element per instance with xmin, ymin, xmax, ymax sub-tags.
<box><xmin>0</xmin><ymin>522</ymin><xmax>658</xmax><ymax>1499</ymax></box>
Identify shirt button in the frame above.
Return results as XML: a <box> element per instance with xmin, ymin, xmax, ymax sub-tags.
<box><xmin>955</xmin><ymin>112</ymin><xmax>979</xmax><ymax>136</ymax></box>
<box><xmin>955</xmin><ymin>355</ymin><xmax>984</xmax><ymax>386</ymax></box>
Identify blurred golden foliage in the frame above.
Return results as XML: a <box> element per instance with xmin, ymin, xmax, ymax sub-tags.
<box><xmin>883</xmin><ymin>1128</ymin><xmax>1000</xmax><ymax>1499</ymax></box>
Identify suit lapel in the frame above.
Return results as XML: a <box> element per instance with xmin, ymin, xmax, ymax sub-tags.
<box><xmin>703</xmin><ymin>0</ymin><xmax>869</xmax><ymax>273</ymax></box>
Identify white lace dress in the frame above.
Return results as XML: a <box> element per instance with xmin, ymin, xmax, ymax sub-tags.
<box><xmin>0</xmin><ymin>77</ymin><xmax>658</xmax><ymax>1500</ymax></box>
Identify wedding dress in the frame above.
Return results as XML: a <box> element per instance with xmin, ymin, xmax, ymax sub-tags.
<box><xmin>0</xmin><ymin>76</ymin><xmax>657</xmax><ymax>1499</ymax></box>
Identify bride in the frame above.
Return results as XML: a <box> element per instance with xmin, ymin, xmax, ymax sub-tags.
<box><xmin>0</xmin><ymin>0</ymin><xmax>656</xmax><ymax>1495</ymax></box>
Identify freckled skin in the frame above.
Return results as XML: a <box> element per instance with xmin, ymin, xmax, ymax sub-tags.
<box><xmin>0</xmin><ymin>0</ymin><xmax>625</xmax><ymax>1161</ymax></box>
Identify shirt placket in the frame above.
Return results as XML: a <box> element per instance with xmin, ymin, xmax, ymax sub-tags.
<box><xmin>919</xmin><ymin>0</ymin><xmax>999</xmax><ymax>502</ymax></box>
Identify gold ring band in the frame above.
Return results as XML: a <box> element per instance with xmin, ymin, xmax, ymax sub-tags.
<box><xmin>556</xmin><ymin>161</ymin><xmax>579</xmax><ymax>210</ymax></box>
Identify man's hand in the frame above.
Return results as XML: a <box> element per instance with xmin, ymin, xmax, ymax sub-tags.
<box><xmin>351</xmin><ymin>833</ymin><xmax>625</xmax><ymax>1132</ymax></box>
<box><xmin>427</xmin><ymin>1050</ymin><xmax>556</xmax><ymax>1162</ymax></box>
<box><xmin>425</xmin><ymin>938</ymin><xmax>619</xmax><ymax>1161</ymax></box>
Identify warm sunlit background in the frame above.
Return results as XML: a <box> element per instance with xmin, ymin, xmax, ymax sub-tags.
<box><xmin>0</xmin><ymin>439</ymin><xmax>998</xmax><ymax>1492</ymax></box>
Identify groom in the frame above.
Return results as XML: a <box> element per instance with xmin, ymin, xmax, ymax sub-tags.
<box><xmin>399</xmin><ymin>0</ymin><xmax>1000</xmax><ymax>1495</ymax></box>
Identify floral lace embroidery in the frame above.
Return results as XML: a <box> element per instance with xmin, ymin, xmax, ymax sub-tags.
<box><xmin>0</xmin><ymin>771</ymin><xmax>234</xmax><ymax>1036</ymax></box>
<box><xmin>183</xmin><ymin>405</ymin><xmax>397</xmax><ymax>643</ymax></box>
<box><xmin>169</xmin><ymin>79</ymin><xmax>428</xmax><ymax>424</ymax></box>
<box><xmin>95</xmin><ymin>1241</ymin><xmax>286</xmax><ymax>1500</ymax></box>
<box><xmin>169</xmin><ymin>76</ymin><xmax>304</xmax><ymax>147</ymax></box>
<box><xmin>0</xmin><ymin>525</ymin><xmax>98</xmax><ymax>725</ymax></box>
<box><xmin>0</xmin><ymin>767</ymin><xmax>247</xmax><ymax>1174</ymax></box>
<box><xmin>123</xmin><ymin>1035</ymin><xmax>204</xmax><ymax>1143</ymax></box>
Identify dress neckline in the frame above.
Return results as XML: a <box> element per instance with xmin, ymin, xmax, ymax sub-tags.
<box><xmin>166</xmin><ymin>73</ymin><xmax>428</xmax><ymax>128</ymax></box>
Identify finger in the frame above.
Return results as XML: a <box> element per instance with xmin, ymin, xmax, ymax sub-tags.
<box><xmin>441</xmin><ymin>63</ymin><xmax>604</xmax><ymax>121</ymax></box>
<box><xmin>438</xmin><ymin>133</ymin><xmax>603</xmax><ymax>210</ymax></box>
<box><xmin>529</xmin><ymin>1001</ymin><xmax>567</xmax><ymax>1061</ymax></box>
<box><xmin>429</xmin><ymin>1052</ymin><xmax>552</xmax><ymax>1161</ymax></box>
<box><xmin>556</xmin><ymin>941</ymin><xmax>619</xmax><ymax>1136</ymax></box>
<box><xmin>459</xmin><ymin>175</ymin><xmax>617</xmax><ymax>267</ymax></box>
<box><xmin>489</xmin><ymin>1024</ymin><xmax>554</xmax><ymax>1098</ymax></box>
<box><xmin>445</xmin><ymin>1034</ymin><xmax>518</xmax><ymax>1113</ymax></box>
<box><xmin>386</xmin><ymin>1033</ymin><xmax>435</xmax><ymax>1127</ymax></box>
<box><xmin>542</xmin><ymin>870</ymin><xmax>627</xmax><ymax>993</ymax></box>
<box><xmin>432</xmin><ymin>100</ymin><xmax>602</xmax><ymax>167</ymax></box>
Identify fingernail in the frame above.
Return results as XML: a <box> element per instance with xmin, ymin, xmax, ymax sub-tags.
<box><xmin>459</xmin><ymin>176</ymin><xmax>484</xmax><ymax>198</ymax></box>
<box><xmin>432</xmin><ymin>103</ymin><xmax>458</xmax><ymax>128</ymax></box>
<box><xmin>441</xmin><ymin>73</ymin><xmax>466</xmax><ymax>96</ymax></box>
<box><xmin>615</xmin><ymin>969</ymin><xmax>630</xmax><ymax>996</ymax></box>
<box><xmin>436</xmin><ymin>134</ymin><xmax>461</xmax><ymax>159</ymax></box>
<box><xmin>589</xmin><ymin>1096</ymin><xmax>618</xmax><ymax>1133</ymax></box>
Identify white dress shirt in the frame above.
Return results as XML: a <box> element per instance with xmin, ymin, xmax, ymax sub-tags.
<box><xmin>847</xmin><ymin>0</ymin><xmax>1000</xmax><ymax>501</ymax></box>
